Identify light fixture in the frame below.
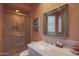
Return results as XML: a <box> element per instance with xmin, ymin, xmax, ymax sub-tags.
<box><xmin>15</xmin><ymin>10</ymin><xmax>19</xmax><ymax>13</ymax></box>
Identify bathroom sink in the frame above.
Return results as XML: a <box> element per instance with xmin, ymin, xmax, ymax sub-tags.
<box><xmin>36</xmin><ymin>44</ymin><xmax>53</xmax><ymax>50</ymax></box>
<box><xmin>30</xmin><ymin>41</ymin><xmax>54</xmax><ymax>51</ymax></box>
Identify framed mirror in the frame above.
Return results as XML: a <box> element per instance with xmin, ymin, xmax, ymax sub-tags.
<box><xmin>43</xmin><ymin>4</ymin><xmax>68</xmax><ymax>37</ymax></box>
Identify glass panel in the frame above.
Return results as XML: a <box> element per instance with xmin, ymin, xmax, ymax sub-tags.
<box><xmin>48</xmin><ymin>16</ymin><xmax>55</xmax><ymax>32</ymax></box>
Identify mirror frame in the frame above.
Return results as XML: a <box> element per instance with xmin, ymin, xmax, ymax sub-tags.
<box><xmin>43</xmin><ymin>4</ymin><xmax>69</xmax><ymax>37</ymax></box>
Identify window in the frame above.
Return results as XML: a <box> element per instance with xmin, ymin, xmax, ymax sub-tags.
<box><xmin>48</xmin><ymin>16</ymin><xmax>56</xmax><ymax>32</ymax></box>
<box><xmin>43</xmin><ymin>4</ymin><xmax>68</xmax><ymax>36</ymax></box>
<box><xmin>58</xmin><ymin>16</ymin><xmax>62</xmax><ymax>32</ymax></box>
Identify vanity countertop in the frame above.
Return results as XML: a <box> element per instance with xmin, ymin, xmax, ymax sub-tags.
<box><xmin>28</xmin><ymin>41</ymin><xmax>76</xmax><ymax>56</ymax></box>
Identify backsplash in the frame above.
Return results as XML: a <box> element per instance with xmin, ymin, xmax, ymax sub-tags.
<box><xmin>43</xmin><ymin>38</ymin><xmax>79</xmax><ymax>48</ymax></box>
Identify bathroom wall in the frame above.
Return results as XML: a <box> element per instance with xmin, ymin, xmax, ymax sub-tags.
<box><xmin>31</xmin><ymin>3</ymin><xmax>65</xmax><ymax>41</ymax></box>
<box><xmin>68</xmin><ymin>4</ymin><xmax>79</xmax><ymax>41</ymax></box>
<box><xmin>31</xmin><ymin>3</ymin><xmax>79</xmax><ymax>42</ymax></box>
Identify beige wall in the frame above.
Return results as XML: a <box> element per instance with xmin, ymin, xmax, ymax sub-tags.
<box><xmin>31</xmin><ymin>3</ymin><xmax>79</xmax><ymax>41</ymax></box>
<box><xmin>68</xmin><ymin>4</ymin><xmax>79</xmax><ymax>41</ymax></box>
